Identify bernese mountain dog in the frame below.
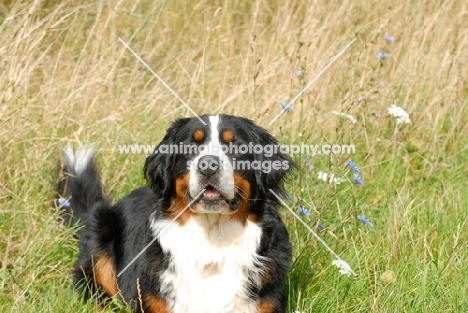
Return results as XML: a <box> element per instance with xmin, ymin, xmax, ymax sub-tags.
<box><xmin>56</xmin><ymin>114</ymin><xmax>294</xmax><ymax>313</ymax></box>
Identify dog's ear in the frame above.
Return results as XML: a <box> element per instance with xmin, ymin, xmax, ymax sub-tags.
<box><xmin>144</xmin><ymin>118</ymin><xmax>190</xmax><ymax>195</ymax></box>
<box><xmin>144</xmin><ymin>147</ymin><xmax>172</xmax><ymax>196</ymax></box>
<box><xmin>249</xmin><ymin>123</ymin><xmax>296</xmax><ymax>199</ymax></box>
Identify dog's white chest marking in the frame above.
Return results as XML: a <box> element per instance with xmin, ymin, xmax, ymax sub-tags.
<box><xmin>150</xmin><ymin>215</ymin><xmax>263</xmax><ymax>313</ymax></box>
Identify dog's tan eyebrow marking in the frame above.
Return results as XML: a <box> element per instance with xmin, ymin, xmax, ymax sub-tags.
<box><xmin>221</xmin><ymin>130</ymin><xmax>234</xmax><ymax>143</ymax></box>
<box><xmin>193</xmin><ymin>129</ymin><xmax>205</xmax><ymax>142</ymax></box>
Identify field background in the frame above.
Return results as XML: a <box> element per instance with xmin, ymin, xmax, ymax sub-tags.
<box><xmin>1</xmin><ymin>0</ymin><xmax>468</xmax><ymax>312</ymax></box>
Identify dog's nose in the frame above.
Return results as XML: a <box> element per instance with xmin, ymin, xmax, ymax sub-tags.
<box><xmin>198</xmin><ymin>155</ymin><xmax>220</xmax><ymax>178</ymax></box>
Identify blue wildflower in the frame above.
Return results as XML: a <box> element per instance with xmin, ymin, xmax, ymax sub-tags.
<box><xmin>377</xmin><ymin>51</ymin><xmax>389</xmax><ymax>59</ymax></box>
<box><xmin>293</xmin><ymin>70</ymin><xmax>304</xmax><ymax>77</ymax></box>
<box><xmin>303</xmin><ymin>157</ymin><xmax>314</xmax><ymax>172</ymax></box>
<box><xmin>279</xmin><ymin>192</ymin><xmax>293</xmax><ymax>200</ymax></box>
<box><xmin>374</xmin><ymin>111</ymin><xmax>381</xmax><ymax>117</ymax></box>
<box><xmin>58</xmin><ymin>197</ymin><xmax>70</xmax><ymax>208</ymax></box>
<box><xmin>345</xmin><ymin>160</ymin><xmax>360</xmax><ymax>173</ymax></box>
<box><xmin>357</xmin><ymin>215</ymin><xmax>373</xmax><ymax>226</ymax></box>
<box><xmin>385</xmin><ymin>34</ymin><xmax>395</xmax><ymax>42</ymax></box>
<box><xmin>318</xmin><ymin>222</ymin><xmax>326</xmax><ymax>230</ymax></box>
<box><xmin>280</xmin><ymin>101</ymin><xmax>293</xmax><ymax>112</ymax></box>
<box><xmin>358</xmin><ymin>96</ymin><xmax>365</xmax><ymax>102</ymax></box>
<box><xmin>353</xmin><ymin>172</ymin><xmax>364</xmax><ymax>186</ymax></box>
<box><xmin>298</xmin><ymin>206</ymin><xmax>310</xmax><ymax>216</ymax></box>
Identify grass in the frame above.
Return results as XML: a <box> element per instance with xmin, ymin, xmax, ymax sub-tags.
<box><xmin>1</xmin><ymin>0</ymin><xmax>468</xmax><ymax>312</ymax></box>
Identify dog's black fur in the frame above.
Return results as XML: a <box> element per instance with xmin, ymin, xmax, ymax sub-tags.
<box><xmin>57</xmin><ymin>114</ymin><xmax>294</xmax><ymax>312</ymax></box>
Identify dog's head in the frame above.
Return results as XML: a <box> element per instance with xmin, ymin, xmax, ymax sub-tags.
<box><xmin>144</xmin><ymin>114</ymin><xmax>294</xmax><ymax>222</ymax></box>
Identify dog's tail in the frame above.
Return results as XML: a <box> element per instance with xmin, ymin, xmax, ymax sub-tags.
<box><xmin>56</xmin><ymin>144</ymin><xmax>106</xmax><ymax>226</ymax></box>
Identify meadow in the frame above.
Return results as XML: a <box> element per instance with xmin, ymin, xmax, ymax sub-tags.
<box><xmin>1</xmin><ymin>0</ymin><xmax>467</xmax><ymax>312</ymax></box>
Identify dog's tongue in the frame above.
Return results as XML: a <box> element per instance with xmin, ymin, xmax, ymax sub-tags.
<box><xmin>204</xmin><ymin>187</ymin><xmax>221</xmax><ymax>199</ymax></box>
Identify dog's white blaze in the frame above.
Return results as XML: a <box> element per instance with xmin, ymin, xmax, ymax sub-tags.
<box><xmin>150</xmin><ymin>215</ymin><xmax>263</xmax><ymax>313</ymax></box>
<box><xmin>208</xmin><ymin>115</ymin><xmax>234</xmax><ymax>195</ymax></box>
<box><xmin>189</xmin><ymin>115</ymin><xmax>234</xmax><ymax>199</ymax></box>
<box><xmin>209</xmin><ymin>115</ymin><xmax>221</xmax><ymax>153</ymax></box>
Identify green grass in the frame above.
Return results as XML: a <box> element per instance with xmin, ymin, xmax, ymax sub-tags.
<box><xmin>1</xmin><ymin>0</ymin><xmax>468</xmax><ymax>312</ymax></box>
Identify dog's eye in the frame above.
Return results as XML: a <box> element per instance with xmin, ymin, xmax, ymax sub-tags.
<box><xmin>193</xmin><ymin>129</ymin><xmax>205</xmax><ymax>142</ymax></box>
<box><xmin>221</xmin><ymin>130</ymin><xmax>234</xmax><ymax>143</ymax></box>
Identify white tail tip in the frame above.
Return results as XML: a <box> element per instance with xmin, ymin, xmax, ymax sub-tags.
<box><xmin>62</xmin><ymin>143</ymin><xmax>97</xmax><ymax>175</ymax></box>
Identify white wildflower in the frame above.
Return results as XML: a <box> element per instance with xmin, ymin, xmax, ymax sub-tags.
<box><xmin>387</xmin><ymin>104</ymin><xmax>411</xmax><ymax>124</ymax></box>
<box><xmin>317</xmin><ymin>171</ymin><xmax>345</xmax><ymax>185</ymax></box>
<box><xmin>332</xmin><ymin>111</ymin><xmax>357</xmax><ymax>123</ymax></box>
<box><xmin>332</xmin><ymin>259</ymin><xmax>355</xmax><ymax>277</ymax></box>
